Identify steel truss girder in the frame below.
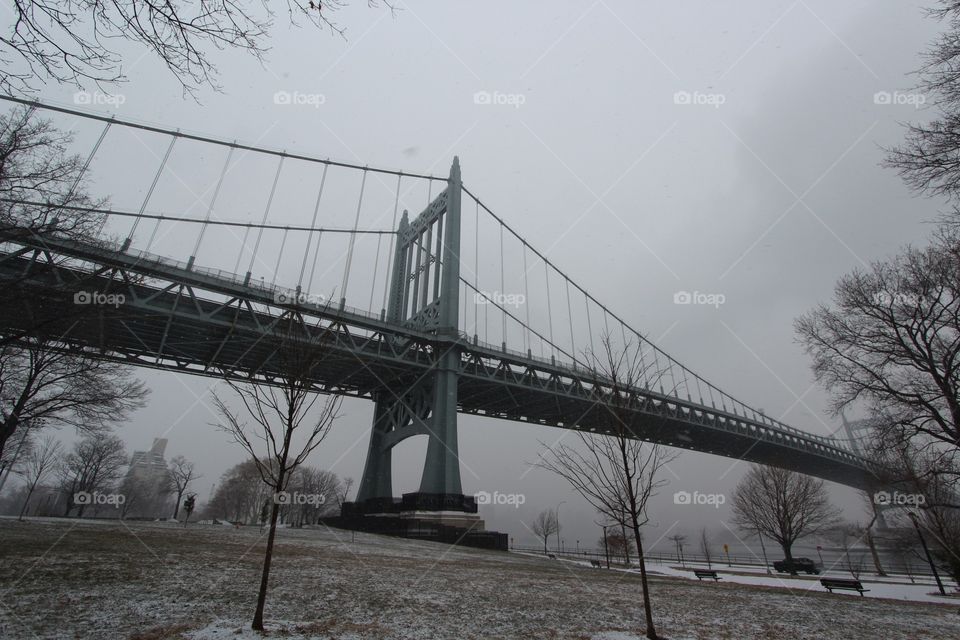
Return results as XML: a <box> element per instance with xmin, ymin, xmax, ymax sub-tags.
<box><xmin>0</xmin><ymin>226</ymin><xmax>875</xmax><ymax>490</ymax></box>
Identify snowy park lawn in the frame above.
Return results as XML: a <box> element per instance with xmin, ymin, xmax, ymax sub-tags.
<box><xmin>1</xmin><ymin>518</ymin><xmax>958</xmax><ymax>639</ymax></box>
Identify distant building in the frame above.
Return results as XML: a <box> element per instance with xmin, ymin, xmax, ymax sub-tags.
<box><xmin>122</xmin><ymin>438</ymin><xmax>171</xmax><ymax>519</ymax></box>
<box><xmin>128</xmin><ymin>438</ymin><xmax>169</xmax><ymax>482</ymax></box>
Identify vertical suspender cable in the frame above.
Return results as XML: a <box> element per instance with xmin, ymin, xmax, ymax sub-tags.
<box><xmin>636</xmin><ymin>332</ymin><xmax>649</xmax><ymax>388</ymax></box>
<box><xmin>474</xmin><ymin>199</ymin><xmax>479</xmax><ymax>338</ymax></box>
<box><xmin>125</xmin><ymin>134</ymin><xmax>177</xmax><ymax>249</ymax></box>
<box><xmin>233</xmin><ymin>226</ymin><xmax>251</xmax><ymax>273</ymax></box>
<box><xmin>307</xmin><ymin>230</ymin><xmax>324</xmax><ymax>294</ymax></box>
<box><xmin>273</xmin><ymin>227</ymin><xmax>289</xmax><ymax>283</ymax></box>
<box><xmin>585</xmin><ymin>292</ymin><xmax>595</xmax><ymax>361</ymax></box>
<box><xmin>246</xmin><ymin>155</ymin><xmax>286</xmax><ymax>282</ymax></box>
<box><xmin>145</xmin><ymin>216</ymin><xmax>164</xmax><ymax>252</ymax></box>
<box><xmin>544</xmin><ymin>262</ymin><xmax>554</xmax><ymax>358</ymax></box>
<box><xmin>369</xmin><ymin>232</ymin><xmax>383</xmax><ymax>315</ymax></box>
<box><xmin>299</xmin><ymin>164</ymin><xmax>329</xmax><ymax>288</ymax></box>
<box><xmin>191</xmin><ymin>145</ymin><xmax>235</xmax><ymax>267</ymax></box>
<box><xmin>522</xmin><ymin>243</ymin><xmax>531</xmax><ymax>353</ymax></box>
<box><xmin>565</xmin><ymin>280</ymin><xmax>576</xmax><ymax>365</ymax></box>
<box><xmin>72</xmin><ymin>121</ymin><xmax>112</xmax><ymax>234</ymax></box>
<box><xmin>340</xmin><ymin>168</ymin><xmax>368</xmax><ymax>307</ymax></box>
<box><xmin>380</xmin><ymin>174</ymin><xmax>402</xmax><ymax>312</ymax></box>
<box><xmin>499</xmin><ymin>224</ymin><xmax>506</xmax><ymax>347</ymax></box>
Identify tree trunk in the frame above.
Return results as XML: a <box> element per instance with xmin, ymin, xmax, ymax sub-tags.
<box><xmin>0</xmin><ymin>416</ymin><xmax>18</xmax><ymax>464</ymax></box>
<box><xmin>18</xmin><ymin>482</ymin><xmax>37</xmax><ymax>521</ymax></box>
<box><xmin>630</xmin><ymin>519</ymin><xmax>658</xmax><ymax>640</ymax></box>
<box><xmin>252</xmin><ymin>497</ymin><xmax>281</xmax><ymax>631</ymax></box>
<box><xmin>781</xmin><ymin>542</ymin><xmax>797</xmax><ymax>575</ymax></box>
<box><xmin>172</xmin><ymin>492</ymin><xmax>182</xmax><ymax>519</ymax></box>
<box><xmin>866</xmin><ymin>527</ymin><xmax>886</xmax><ymax>576</ymax></box>
<box><xmin>621</xmin><ymin>521</ymin><xmax>630</xmax><ymax>564</ymax></box>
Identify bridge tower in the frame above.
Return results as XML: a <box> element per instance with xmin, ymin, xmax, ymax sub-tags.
<box><xmin>353</xmin><ymin>157</ymin><xmax>476</xmax><ymax>522</ymax></box>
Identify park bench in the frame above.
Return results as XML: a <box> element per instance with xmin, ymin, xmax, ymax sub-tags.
<box><xmin>547</xmin><ymin>553</ymin><xmax>556</xmax><ymax>559</ymax></box>
<box><xmin>590</xmin><ymin>559</ymin><xmax>602</xmax><ymax>568</ymax></box>
<box><xmin>694</xmin><ymin>570</ymin><xmax>721</xmax><ymax>581</ymax></box>
<box><xmin>820</xmin><ymin>578</ymin><xmax>869</xmax><ymax>596</ymax></box>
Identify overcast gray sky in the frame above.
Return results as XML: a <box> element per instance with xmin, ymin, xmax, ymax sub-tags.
<box><xmin>19</xmin><ymin>0</ymin><xmax>951</xmax><ymax>551</ymax></box>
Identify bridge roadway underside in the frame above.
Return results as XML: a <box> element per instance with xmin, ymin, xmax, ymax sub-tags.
<box><xmin>0</xmin><ymin>252</ymin><xmax>874</xmax><ymax>490</ymax></box>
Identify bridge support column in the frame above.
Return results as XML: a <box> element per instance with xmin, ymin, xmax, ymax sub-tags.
<box><xmin>355</xmin><ymin>396</ymin><xmax>395</xmax><ymax>504</ymax></box>
<box><xmin>351</xmin><ymin>158</ymin><xmax>473</xmax><ymax>517</ymax></box>
<box><xmin>418</xmin><ymin>350</ymin><xmax>462</xmax><ymax>497</ymax></box>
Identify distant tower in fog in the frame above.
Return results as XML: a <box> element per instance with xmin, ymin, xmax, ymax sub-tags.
<box><xmin>127</xmin><ymin>438</ymin><xmax>169</xmax><ymax>482</ymax></box>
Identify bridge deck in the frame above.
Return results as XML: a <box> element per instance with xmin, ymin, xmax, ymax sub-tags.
<box><xmin>0</xmin><ymin>230</ymin><xmax>875</xmax><ymax>490</ymax></box>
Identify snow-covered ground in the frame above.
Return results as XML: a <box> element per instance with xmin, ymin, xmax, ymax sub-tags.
<box><xmin>530</xmin><ymin>554</ymin><xmax>955</xmax><ymax>604</ymax></box>
<box><xmin>1</xmin><ymin>518</ymin><xmax>958</xmax><ymax>639</ymax></box>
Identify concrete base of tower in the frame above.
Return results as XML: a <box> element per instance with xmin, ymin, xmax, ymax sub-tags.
<box><xmin>334</xmin><ymin>492</ymin><xmax>506</xmax><ymax>551</ymax></box>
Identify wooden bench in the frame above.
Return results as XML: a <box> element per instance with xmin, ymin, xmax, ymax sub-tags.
<box><xmin>694</xmin><ymin>570</ymin><xmax>721</xmax><ymax>581</ymax></box>
<box><xmin>590</xmin><ymin>559</ymin><xmax>602</xmax><ymax>568</ymax></box>
<box><xmin>547</xmin><ymin>553</ymin><xmax>556</xmax><ymax>559</ymax></box>
<box><xmin>820</xmin><ymin>578</ymin><xmax>869</xmax><ymax>595</ymax></box>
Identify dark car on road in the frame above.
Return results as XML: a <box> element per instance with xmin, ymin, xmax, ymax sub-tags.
<box><xmin>772</xmin><ymin>557</ymin><xmax>820</xmax><ymax>574</ymax></box>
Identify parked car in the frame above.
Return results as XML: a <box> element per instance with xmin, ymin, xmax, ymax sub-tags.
<box><xmin>773</xmin><ymin>557</ymin><xmax>820</xmax><ymax>574</ymax></box>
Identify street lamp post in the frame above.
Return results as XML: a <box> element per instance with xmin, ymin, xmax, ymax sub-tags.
<box><xmin>908</xmin><ymin>511</ymin><xmax>946</xmax><ymax>595</ymax></box>
<box><xmin>595</xmin><ymin>519</ymin><xmax>610</xmax><ymax>569</ymax></box>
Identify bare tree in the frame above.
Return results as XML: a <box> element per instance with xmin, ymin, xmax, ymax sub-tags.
<box><xmin>213</xmin><ymin>328</ymin><xmax>341</xmax><ymax>631</ymax></box>
<box><xmin>203</xmin><ymin>458</ymin><xmax>272</xmax><ymax>524</ymax></box>
<box><xmin>335</xmin><ymin>476</ymin><xmax>354</xmax><ymax>508</ymax></box>
<box><xmin>284</xmin><ymin>465</ymin><xmax>340</xmax><ymax>526</ymax></box>
<box><xmin>885</xmin><ymin>2</ymin><xmax>960</xmax><ymax>227</ymax></box>
<box><xmin>731</xmin><ymin>465</ymin><xmax>841</xmax><ymax>573</ymax></box>
<box><xmin>667</xmin><ymin>533</ymin><xmax>686</xmax><ymax>565</ymax></box>
<box><xmin>57</xmin><ymin>432</ymin><xmax>127</xmax><ymax>517</ymax></box>
<box><xmin>864</xmin><ymin>428</ymin><xmax>960</xmax><ymax>584</ymax></box>
<box><xmin>0</xmin><ymin>105</ymin><xmax>105</xmax><ymax>237</ymax></box>
<box><xmin>16</xmin><ymin>432</ymin><xmax>59</xmax><ymax>520</ymax></box>
<box><xmin>795</xmin><ymin>232</ymin><xmax>960</xmax><ymax>452</ymax></box>
<box><xmin>699</xmin><ymin>528</ymin><xmax>713</xmax><ymax>570</ymax></box>
<box><xmin>830</xmin><ymin>522</ymin><xmax>866</xmax><ymax>579</ymax></box>
<box><xmin>537</xmin><ymin>335</ymin><xmax>678</xmax><ymax>640</ymax></box>
<box><xmin>0</xmin><ymin>419</ymin><xmax>33</xmax><ymax>482</ymax></box>
<box><xmin>530</xmin><ymin>508</ymin><xmax>559</xmax><ymax>553</ymax></box>
<box><xmin>0</xmin><ymin>106</ymin><xmax>117</xmax><ymax>350</ymax></box>
<box><xmin>603</xmin><ymin>529</ymin><xmax>635</xmax><ymax>564</ymax></box>
<box><xmin>0</xmin><ymin>1</ymin><xmax>394</xmax><ymax>97</ymax></box>
<box><xmin>0</xmin><ymin>338</ymin><xmax>147</xmax><ymax>467</ymax></box>
<box><xmin>166</xmin><ymin>455</ymin><xmax>199</xmax><ymax>520</ymax></box>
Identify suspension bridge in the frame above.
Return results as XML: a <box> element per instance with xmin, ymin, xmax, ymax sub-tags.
<box><xmin>0</xmin><ymin>96</ymin><xmax>876</xmax><ymax>516</ymax></box>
